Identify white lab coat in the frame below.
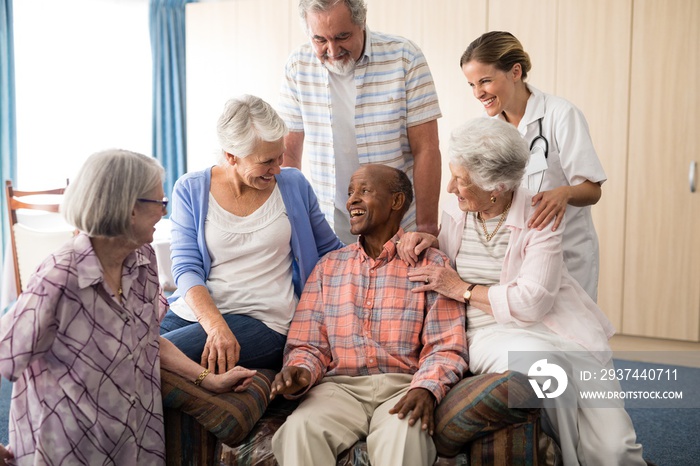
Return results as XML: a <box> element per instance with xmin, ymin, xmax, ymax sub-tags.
<box><xmin>496</xmin><ymin>85</ymin><xmax>606</xmax><ymax>301</ymax></box>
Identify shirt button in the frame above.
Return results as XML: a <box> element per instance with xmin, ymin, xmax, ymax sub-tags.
<box><xmin>126</xmin><ymin>354</ymin><xmax>134</xmax><ymax>360</ymax></box>
<box><xmin>129</xmin><ymin>395</ymin><xmax>137</xmax><ymax>405</ymax></box>
<box><xmin>368</xmin><ymin>359</ymin><xmax>374</xmax><ymax>363</ymax></box>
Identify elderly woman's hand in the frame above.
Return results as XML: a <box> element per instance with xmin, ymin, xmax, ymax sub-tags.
<box><xmin>201</xmin><ymin>325</ymin><xmax>241</xmax><ymax>374</ymax></box>
<box><xmin>397</xmin><ymin>232</ymin><xmax>438</xmax><ymax>267</ymax></box>
<box><xmin>528</xmin><ymin>186</ymin><xmax>571</xmax><ymax>231</ymax></box>
<box><xmin>204</xmin><ymin>366</ymin><xmax>257</xmax><ymax>394</ymax></box>
<box><xmin>407</xmin><ymin>263</ymin><xmax>466</xmax><ymax>302</ymax></box>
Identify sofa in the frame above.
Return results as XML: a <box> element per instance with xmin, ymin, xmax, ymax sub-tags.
<box><xmin>162</xmin><ymin>368</ymin><xmax>546</xmax><ymax>466</ymax></box>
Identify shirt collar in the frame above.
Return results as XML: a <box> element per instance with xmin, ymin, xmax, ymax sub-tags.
<box><xmin>358</xmin><ymin>26</ymin><xmax>372</xmax><ymax>65</ymax></box>
<box><xmin>74</xmin><ymin>232</ymin><xmax>150</xmax><ymax>290</ymax></box>
<box><xmin>504</xmin><ymin>188</ymin><xmax>534</xmax><ymax>231</ymax></box>
<box><xmin>356</xmin><ymin>227</ymin><xmax>404</xmax><ymax>264</ymax></box>
<box><xmin>518</xmin><ymin>84</ymin><xmax>546</xmax><ymax>131</ymax></box>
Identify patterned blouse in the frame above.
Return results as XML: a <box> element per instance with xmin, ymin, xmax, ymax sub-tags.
<box><xmin>0</xmin><ymin>232</ymin><xmax>168</xmax><ymax>465</ymax></box>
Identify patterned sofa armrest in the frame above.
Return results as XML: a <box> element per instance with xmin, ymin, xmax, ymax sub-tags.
<box><xmin>433</xmin><ymin>371</ymin><xmax>541</xmax><ymax>458</ymax></box>
<box><xmin>217</xmin><ymin>397</ymin><xmax>300</xmax><ymax>465</ymax></box>
<box><xmin>164</xmin><ymin>369</ymin><xmax>545</xmax><ymax>466</ymax></box>
<box><xmin>161</xmin><ymin>367</ymin><xmax>277</xmax><ymax>447</ymax></box>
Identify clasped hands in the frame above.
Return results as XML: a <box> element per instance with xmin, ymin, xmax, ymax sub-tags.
<box><xmin>270</xmin><ymin>367</ymin><xmax>437</xmax><ymax>434</ymax></box>
<box><xmin>199</xmin><ymin>324</ymin><xmax>256</xmax><ymax>393</ymax></box>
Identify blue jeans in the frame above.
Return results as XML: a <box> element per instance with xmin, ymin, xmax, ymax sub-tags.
<box><xmin>160</xmin><ymin>310</ymin><xmax>286</xmax><ymax>370</ymax></box>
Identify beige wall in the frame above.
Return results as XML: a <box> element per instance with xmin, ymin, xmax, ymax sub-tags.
<box><xmin>185</xmin><ymin>0</ymin><xmax>677</xmax><ymax>336</ymax></box>
<box><xmin>184</xmin><ymin>0</ymin><xmax>627</xmax><ymax>326</ymax></box>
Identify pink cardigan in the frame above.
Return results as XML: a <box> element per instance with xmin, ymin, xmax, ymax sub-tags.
<box><xmin>438</xmin><ymin>187</ymin><xmax>615</xmax><ymax>362</ymax></box>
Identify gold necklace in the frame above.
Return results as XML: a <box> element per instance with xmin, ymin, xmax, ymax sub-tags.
<box><xmin>477</xmin><ymin>200</ymin><xmax>512</xmax><ymax>242</ymax></box>
<box><xmin>104</xmin><ymin>267</ymin><xmax>123</xmax><ymax>300</ymax></box>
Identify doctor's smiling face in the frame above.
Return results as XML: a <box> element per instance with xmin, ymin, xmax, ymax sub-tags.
<box><xmin>461</xmin><ymin>60</ymin><xmax>522</xmax><ymax>118</ymax></box>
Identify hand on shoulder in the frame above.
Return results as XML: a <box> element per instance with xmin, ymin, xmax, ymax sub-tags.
<box><xmin>396</xmin><ymin>231</ymin><xmax>438</xmax><ymax>267</ymax></box>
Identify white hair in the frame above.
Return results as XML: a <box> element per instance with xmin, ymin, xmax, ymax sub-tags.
<box><xmin>216</xmin><ymin>94</ymin><xmax>288</xmax><ymax>162</ymax></box>
<box><xmin>448</xmin><ymin>118</ymin><xmax>529</xmax><ymax>192</ymax></box>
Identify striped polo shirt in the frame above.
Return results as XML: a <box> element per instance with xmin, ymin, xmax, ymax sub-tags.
<box><xmin>279</xmin><ymin>27</ymin><xmax>442</xmax><ymax>231</ymax></box>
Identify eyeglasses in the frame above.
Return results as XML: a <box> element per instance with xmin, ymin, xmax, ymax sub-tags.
<box><xmin>137</xmin><ymin>197</ymin><xmax>169</xmax><ymax>209</ymax></box>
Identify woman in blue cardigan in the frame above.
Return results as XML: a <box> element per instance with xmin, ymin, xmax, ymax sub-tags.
<box><xmin>160</xmin><ymin>95</ymin><xmax>343</xmax><ymax>372</ymax></box>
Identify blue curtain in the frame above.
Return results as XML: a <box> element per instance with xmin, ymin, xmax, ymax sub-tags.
<box><xmin>149</xmin><ymin>0</ymin><xmax>195</xmax><ymax>209</ymax></box>
<box><xmin>0</xmin><ymin>0</ymin><xmax>17</xmax><ymax>257</ymax></box>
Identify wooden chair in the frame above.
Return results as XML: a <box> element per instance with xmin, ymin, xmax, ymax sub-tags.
<box><xmin>5</xmin><ymin>179</ymin><xmax>74</xmax><ymax>295</ymax></box>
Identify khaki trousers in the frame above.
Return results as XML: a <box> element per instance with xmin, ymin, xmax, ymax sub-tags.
<box><xmin>272</xmin><ymin>373</ymin><xmax>437</xmax><ymax>466</ymax></box>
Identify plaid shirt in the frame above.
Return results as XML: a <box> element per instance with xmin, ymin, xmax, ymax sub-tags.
<box><xmin>283</xmin><ymin>230</ymin><xmax>468</xmax><ymax>402</ymax></box>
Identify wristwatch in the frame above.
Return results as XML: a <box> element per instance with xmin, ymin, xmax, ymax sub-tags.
<box><xmin>463</xmin><ymin>283</ymin><xmax>478</xmax><ymax>305</ymax></box>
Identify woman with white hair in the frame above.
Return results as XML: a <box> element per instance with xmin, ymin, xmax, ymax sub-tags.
<box><xmin>398</xmin><ymin>117</ymin><xmax>648</xmax><ymax>465</ymax></box>
<box><xmin>160</xmin><ymin>94</ymin><xmax>342</xmax><ymax>373</ymax></box>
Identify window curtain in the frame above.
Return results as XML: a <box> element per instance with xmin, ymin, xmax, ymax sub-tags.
<box><xmin>149</xmin><ymin>0</ymin><xmax>196</xmax><ymax>208</ymax></box>
<box><xmin>0</xmin><ymin>0</ymin><xmax>17</xmax><ymax>257</ymax></box>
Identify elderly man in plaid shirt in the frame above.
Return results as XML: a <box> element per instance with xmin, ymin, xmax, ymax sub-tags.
<box><xmin>270</xmin><ymin>164</ymin><xmax>468</xmax><ymax>466</ymax></box>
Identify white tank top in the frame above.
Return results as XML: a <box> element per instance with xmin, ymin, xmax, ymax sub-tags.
<box><xmin>169</xmin><ymin>185</ymin><xmax>297</xmax><ymax>335</ymax></box>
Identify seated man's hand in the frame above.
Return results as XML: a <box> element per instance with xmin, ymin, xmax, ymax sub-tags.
<box><xmin>270</xmin><ymin>366</ymin><xmax>312</xmax><ymax>399</ymax></box>
<box><xmin>389</xmin><ymin>387</ymin><xmax>437</xmax><ymax>435</ymax></box>
<box><xmin>0</xmin><ymin>443</ymin><xmax>14</xmax><ymax>466</ymax></box>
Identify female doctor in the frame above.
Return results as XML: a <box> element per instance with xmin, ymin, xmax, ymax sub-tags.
<box><xmin>460</xmin><ymin>31</ymin><xmax>605</xmax><ymax>301</ymax></box>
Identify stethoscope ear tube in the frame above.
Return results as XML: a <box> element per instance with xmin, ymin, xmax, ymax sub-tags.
<box><xmin>527</xmin><ymin>117</ymin><xmax>549</xmax><ymax>194</ymax></box>
<box><xmin>529</xmin><ymin>117</ymin><xmax>549</xmax><ymax>159</ymax></box>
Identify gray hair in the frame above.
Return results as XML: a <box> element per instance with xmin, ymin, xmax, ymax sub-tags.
<box><xmin>216</xmin><ymin>94</ymin><xmax>288</xmax><ymax>162</ymax></box>
<box><xmin>298</xmin><ymin>0</ymin><xmax>367</xmax><ymax>32</ymax></box>
<box><xmin>449</xmin><ymin>118</ymin><xmax>529</xmax><ymax>192</ymax></box>
<box><xmin>62</xmin><ymin>149</ymin><xmax>164</xmax><ymax>238</ymax></box>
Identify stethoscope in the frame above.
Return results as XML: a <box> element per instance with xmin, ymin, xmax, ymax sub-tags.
<box><xmin>528</xmin><ymin>117</ymin><xmax>549</xmax><ymax>193</ymax></box>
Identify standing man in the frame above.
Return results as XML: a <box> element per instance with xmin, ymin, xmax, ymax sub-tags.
<box><xmin>270</xmin><ymin>164</ymin><xmax>467</xmax><ymax>466</ymax></box>
<box><xmin>279</xmin><ymin>0</ymin><xmax>442</xmax><ymax>244</ymax></box>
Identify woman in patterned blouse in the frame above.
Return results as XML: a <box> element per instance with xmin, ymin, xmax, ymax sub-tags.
<box><xmin>0</xmin><ymin>149</ymin><xmax>256</xmax><ymax>466</ymax></box>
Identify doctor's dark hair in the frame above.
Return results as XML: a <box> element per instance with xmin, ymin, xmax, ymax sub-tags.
<box><xmin>299</xmin><ymin>0</ymin><xmax>367</xmax><ymax>30</ymax></box>
<box><xmin>449</xmin><ymin>118</ymin><xmax>528</xmax><ymax>193</ymax></box>
<box><xmin>62</xmin><ymin>149</ymin><xmax>164</xmax><ymax>238</ymax></box>
<box><xmin>459</xmin><ymin>31</ymin><xmax>532</xmax><ymax>80</ymax></box>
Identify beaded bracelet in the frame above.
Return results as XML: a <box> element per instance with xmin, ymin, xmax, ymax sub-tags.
<box><xmin>193</xmin><ymin>368</ymin><xmax>211</xmax><ymax>386</ymax></box>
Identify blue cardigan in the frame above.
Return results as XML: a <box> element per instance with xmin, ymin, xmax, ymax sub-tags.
<box><xmin>168</xmin><ymin>167</ymin><xmax>343</xmax><ymax>302</ymax></box>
